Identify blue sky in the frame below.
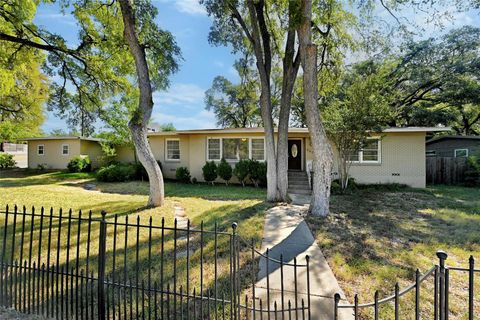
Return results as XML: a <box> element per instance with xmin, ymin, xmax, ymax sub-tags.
<box><xmin>34</xmin><ymin>1</ymin><xmax>479</xmax><ymax>133</ymax></box>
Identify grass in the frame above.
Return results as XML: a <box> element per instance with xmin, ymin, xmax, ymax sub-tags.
<box><xmin>307</xmin><ymin>184</ymin><xmax>480</xmax><ymax>319</ymax></box>
<box><xmin>0</xmin><ymin>169</ymin><xmax>270</xmax><ymax>316</ymax></box>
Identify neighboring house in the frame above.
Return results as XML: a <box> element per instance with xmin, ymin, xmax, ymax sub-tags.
<box><xmin>114</xmin><ymin>127</ymin><xmax>446</xmax><ymax>188</ymax></box>
<box><xmin>0</xmin><ymin>143</ymin><xmax>28</xmax><ymax>168</ymax></box>
<box><xmin>426</xmin><ymin>135</ymin><xmax>480</xmax><ymax>158</ymax></box>
<box><xmin>22</xmin><ymin>136</ymin><xmax>105</xmax><ymax>169</ymax></box>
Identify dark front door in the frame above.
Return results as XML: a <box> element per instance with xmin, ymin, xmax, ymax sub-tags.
<box><xmin>288</xmin><ymin>139</ymin><xmax>302</xmax><ymax>170</ymax></box>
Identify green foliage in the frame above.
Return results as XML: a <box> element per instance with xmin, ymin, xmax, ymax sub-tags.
<box><xmin>0</xmin><ymin>153</ymin><xmax>16</xmax><ymax>169</ymax></box>
<box><xmin>384</xmin><ymin>26</ymin><xmax>480</xmax><ymax>135</ymax></box>
<box><xmin>99</xmin><ymin>142</ymin><xmax>118</xmax><ymax>166</ymax></box>
<box><xmin>465</xmin><ymin>151</ymin><xmax>480</xmax><ymax>187</ymax></box>
<box><xmin>159</xmin><ymin>123</ymin><xmax>176</xmax><ymax>132</ymax></box>
<box><xmin>217</xmin><ymin>158</ymin><xmax>233</xmax><ymax>185</ymax></box>
<box><xmin>233</xmin><ymin>159</ymin><xmax>250</xmax><ymax>187</ymax></box>
<box><xmin>176</xmin><ymin>167</ymin><xmax>191</xmax><ymax>183</ymax></box>
<box><xmin>96</xmin><ymin>164</ymin><xmax>137</xmax><ymax>182</ymax></box>
<box><xmin>0</xmin><ymin>0</ymin><xmax>181</xmax><ymax>136</ymax></box>
<box><xmin>67</xmin><ymin>156</ymin><xmax>92</xmax><ymax>173</ymax></box>
<box><xmin>202</xmin><ymin>161</ymin><xmax>218</xmax><ymax>185</ymax></box>
<box><xmin>205</xmin><ymin>57</ymin><xmax>261</xmax><ymax>128</ymax></box>
<box><xmin>0</xmin><ymin>0</ymin><xmax>47</xmax><ymax>141</ymax></box>
<box><xmin>323</xmin><ymin>64</ymin><xmax>391</xmax><ymax>190</ymax></box>
<box><xmin>248</xmin><ymin>160</ymin><xmax>267</xmax><ymax>188</ymax></box>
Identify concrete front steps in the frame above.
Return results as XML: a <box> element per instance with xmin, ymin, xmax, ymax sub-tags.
<box><xmin>288</xmin><ymin>170</ymin><xmax>311</xmax><ymax>195</ymax></box>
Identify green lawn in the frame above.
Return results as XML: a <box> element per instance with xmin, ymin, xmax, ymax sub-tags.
<box><xmin>0</xmin><ymin>170</ymin><xmax>270</xmax><ymax>315</ymax></box>
<box><xmin>308</xmin><ymin>185</ymin><xmax>480</xmax><ymax>319</ymax></box>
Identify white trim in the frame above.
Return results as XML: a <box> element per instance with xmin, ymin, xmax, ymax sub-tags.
<box><xmin>207</xmin><ymin>137</ymin><xmax>222</xmax><ymax>161</ymax></box>
<box><xmin>37</xmin><ymin>144</ymin><xmax>45</xmax><ymax>156</ymax></box>
<box><xmin>349</xmin><ymin>137</ymin><xmax>382</xmax><ymax>164</ymax></box>
<box><xmin>454</xmin><ymin>148</ymin><xmax>468</xmax><ymax>158</ymax></box>
<box><xmin>61</xmin><ymin>144</ymin><xmax>70</xmax><ymax>156</ymax></box>
<box><xmin>165</xmin><ymin>138</ymin><xmax>180</xmax><ymax>162</ymax></box>
<box><xmin>206</xmin><ymin>137</ymin><xmax>266</xmax><ymax>162</ymax></box>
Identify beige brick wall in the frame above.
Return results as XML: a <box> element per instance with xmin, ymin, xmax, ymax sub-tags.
<box><xmin>306</xmin><ymin>132</ymin><xmax>427</xmax><ymax>188</ymax></box>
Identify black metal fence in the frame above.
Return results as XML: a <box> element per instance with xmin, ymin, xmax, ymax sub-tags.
<box><xmin>0</xmin><ymin>204</ymin><xmax>478</xmax><ymax>319</ymax></box>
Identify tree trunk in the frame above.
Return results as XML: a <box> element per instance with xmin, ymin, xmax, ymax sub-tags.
<box><xmin>298</xmin><ymin>0</ymin><xmax>333</xmax><ymax>216</ymax></box>
<box><xmin>277</xmin><ymin>19</ymin><xmax>301</xmax><ymax>202</ymax></box>
<box><xmin>119</xmin><ymin>0</ymin><xmax>164</xmax><ymax>207</ymax></box>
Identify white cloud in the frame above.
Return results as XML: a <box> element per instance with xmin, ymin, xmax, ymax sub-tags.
<box><xmin>152</xmin><ymin>110</ymin><xmax>217</xmax><ymax>130</ymax></box>
<box><xmin>36</xmin><ymin>12</ymin><xmax>76</xmax><ymax>26</ymax></box>
<box><xmin>153</xmin><ymin>83</ymin><xmax>206</xmax><ymax>106</ymax></box>
<box><xmin>174</xmin><ymin>0</ymin><xmax>206</xmax><ymax>16</ymax></box>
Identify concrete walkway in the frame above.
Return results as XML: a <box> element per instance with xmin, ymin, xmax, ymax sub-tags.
<box><xmin>255</xmin><ymin>204</ymin><xmax>354</xmax><ymax>319</ymax></box>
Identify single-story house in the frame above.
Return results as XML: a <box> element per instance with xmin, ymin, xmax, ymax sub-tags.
<box><xmin>114</xmin><ymin>126</ymin><xmax>447</xmax><ymax>188</ymax></box>
<box><xmin>426</xmin><ymin>135</ymin><xmax>480</xmax><ymax>158</ymax></box>
<box><xmin>22</xmin><ymin>136</ymin><xmax>105</xmax><ymax>170</ymax></box>
<box><xmin>23</xmin><ymin>127</ymin><xmax>448</xmax><ymax>188</ymax></box>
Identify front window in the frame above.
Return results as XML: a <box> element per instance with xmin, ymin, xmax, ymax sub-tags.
<box><xmin>349</xmin><ymin>138</ymin><xmax>381</xmax><ymax>163</ymax></box>
<box><xmin>251</xmin><ymin>139</ymin><xmax>265</xmax><ymax>161</ymax></box>
<box><xmin>166</xmin><ymin>139</ymin><xmax>180</xmax><ymax>161</ymax></box>
<box><xmin>37</xmin><ymin>145</ymin><xmax>44</xmax><ymax>155</ymax></box>
<box><xmin>426</xmin><ymin>150</ymin><xmax>436</xmax><ymax>157</ymax></box>
<box><xmin>62</xmin><ymin>144</ymin><xmax>69</xmax><ymax>155</ymax></box>
<box><xmin>454</xmin><ymin>149</ymin><xmax>468</xmax><ymax>158</ymax></box>
<box><xmin>362</xmin><ymin>139</ymin><xmax>379</xmax><ymax>162</ymax></box>
<box><xmin>207</xmin><ymin>138</ymin><xmax>221</xmax><ymax>160</ymax></box>
<box><xmin>222</xmin><ymin>138</ymin><xmax>249</xmax><ymax>161</ymax></box>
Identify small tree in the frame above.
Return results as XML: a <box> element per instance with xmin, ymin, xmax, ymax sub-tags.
<box><xmin>202</xmin><ymin>161</ymin><xmax>218</xmax><ymax>185</ymax></box>
<box><xmin>233</xmin><ymin>159</ymin><xmax>250</xmax><ymax>187</ymax></box>
<box><xmin>217</xmin><ymin>158</ymin><xmax>233</xmax><ymax>186</ymax></box>
<box><xmin>324</xmin><ymin>68</ymin><xmax>391</xmax><ymax>191</ymax></box>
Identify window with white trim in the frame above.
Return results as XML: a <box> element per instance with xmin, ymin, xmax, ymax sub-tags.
<box><xmin>223</xmin><ymin>138</ymin><xmax>249</xmax><ymax>161</ymax></box>
<box><xmin>454</xmin><ymin>148</ymin><xmax>468</xmax><ymax>158</ymax></box>
<box><xmin>62</xmin><ymin>144</ymin><xmax>69</xmax><ymax>155</ymax></box>
<box><xmin>349</xmin><ymin>138</ymin><xmax>381</xmax><ymax>163</ymax></box>
<box><xmin>207</xmin><ymin>138</ymin><xmax>221</xmax><ymax>160</ymax></box>
<box><xmin>37</xmin><ymin>144</ymin><xmax>45</xmax><ymax>155</ymax></box>
<box><xmin>426</xmin><ymin>150</ymin><xmax>436</xmax><ymax>157</ymax></box>
<box><xmin>166</xmin><ymin>139</ymin><xmax>180</xmax><ymax>161</ymax></box>
<box><xmin>251</xmin><ymin>138</ymin><xmax>265</xmax><ymax>161</ymax></box>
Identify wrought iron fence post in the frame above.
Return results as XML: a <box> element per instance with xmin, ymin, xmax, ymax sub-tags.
<box><xmin>333</xmin><ymin>293</ymin><xmax>340</xmax><ymax>320</ymax></box>
<box><xmin>98</xmin><ymin>210</ymin><xmax>107</xmax><ymax>320</ymax></box>
<box><xmin>437</xmin><ymin>250</ymin><xmax>448</xmax><ymax>320</ymax></box>
<box><xmin>231</xmin><ymin>222</ymin><xmax>238</xmax><ymax>320</ymax></box>
<box><xmin>469</xmin><ymin>255</ymin><xmax>474</xmax><ymax>320</ymax></box>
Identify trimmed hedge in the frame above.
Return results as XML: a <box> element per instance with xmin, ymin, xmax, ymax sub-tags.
<box><xmin>217</xmin><ymin>158</ymin><xmax>232</xmax><ymax>185</ymax></box>
<box><xmin>202</xmin><ymin>161</ymin><xmax>218</xmax><ymax>185</ymax></box>
<box><xmin>176</xmin><ymin>167</ymin><xmax>191</xmax><ymax>183</ymax></box>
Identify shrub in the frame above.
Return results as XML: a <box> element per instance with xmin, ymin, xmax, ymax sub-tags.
<box><xmin>96</xmin><ymin>164</ymin><xmax>136</xmax><ymax>182</ymax></box>
<box><xmin>176</xmin><ymin>167</ymin><xmax>191</xmax><ymax>183</ymax></box>
<box><xmin>133</xmin><ymin>161</ymin><xmax>163</xmax><ymax>181</ymax></box>
<box><xmin>465</xmin><ymin>152</ymin><xmax>480</xmax><ymax>187</ymax></box>
<box><xmin>0</xmin><ymin>153</ymin><xmax>15</xmax><ymax>169</ymax></box>
<box><xmin>217</xmin><ymin>159</ymin><xmax>232</xmax><ymax>185</ymax></box>
<box><xmin>202</xmin><ymin>161</ymin><xmax>217</xmax><ymax>185</ymax></box>
<box><xmin>67</xmin><ymin>156</ymin><xmax>92</xmax><ymax>173</ymax></box>
<box><xmin>233</xmin><ymin>159</ymin><xmax>250</xmax><ymax>187</ymax></box>
<box><xmin>99</xmin><ymin>143</ymin><xmax>118</xmax><ymax>166</ymax></box>
<box><xmin>192</xmin><ymin>177</ymin><xmax>198</xmax><ymax>184</ymax></box>
<box><xmin>248</xmin><ymin>160</ymin><xmax>266</xmax><ymax>187</ymax></box>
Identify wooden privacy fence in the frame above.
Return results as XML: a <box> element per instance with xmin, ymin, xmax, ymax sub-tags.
<box><xmin>426</xmin><ymin>157</ymin><xmax>468</xmax><ymax>185</ymax></box>
<box><xmin>0</xmin><ymin>204</ymin><xmax>478</xmax><ymax>319</ymax></box>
